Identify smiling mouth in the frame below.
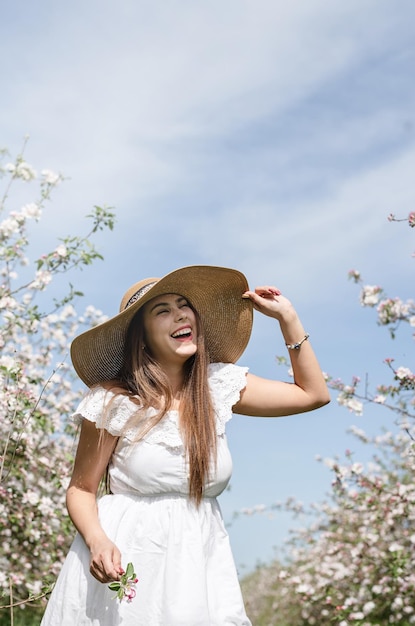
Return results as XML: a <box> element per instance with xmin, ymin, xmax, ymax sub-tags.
<box><xmin>171</xmin><ymin>327</ymin><xmax>193</xmax><ymax>340</ymax></box>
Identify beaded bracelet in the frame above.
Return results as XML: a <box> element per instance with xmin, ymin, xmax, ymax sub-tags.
<box><xmin>286</xmin><ymin>333</ymin><xmax>310</xmax><ymax>350</ymax></box>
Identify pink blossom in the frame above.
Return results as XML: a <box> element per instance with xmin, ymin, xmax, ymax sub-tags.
<box><xmin>347</xmin><ymin>269</ymin><xmax>361</xmax><ymax>283</ymax></box>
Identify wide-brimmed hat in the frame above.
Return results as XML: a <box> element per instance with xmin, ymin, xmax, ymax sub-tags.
<box><xmin>70</xmin><ymin>265</ymin><xmax>253</xmax><ymax>387</ymax></box>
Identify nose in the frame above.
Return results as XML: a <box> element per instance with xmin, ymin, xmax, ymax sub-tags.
<box><xmin>174</xmin><ymin>306</ymin><xmax>186</xmax><ymax>321</ymax></box>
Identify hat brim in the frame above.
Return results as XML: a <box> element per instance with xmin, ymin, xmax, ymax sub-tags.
<box><xmin>70</xmin><ymin>265</ymin><xmax>253</xmax><ymax>387</ymax></box>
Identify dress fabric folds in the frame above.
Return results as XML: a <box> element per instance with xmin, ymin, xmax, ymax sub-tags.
<box><xmin>41</xmin><ymin>362</ymin><xmax>252</xmax><ymax>626</ymax></box>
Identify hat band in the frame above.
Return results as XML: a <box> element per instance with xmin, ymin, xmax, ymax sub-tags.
<box><xmin>124</xmin><ymin>281</ymin><xmax>157</xmax><ymax>310</ymax></box>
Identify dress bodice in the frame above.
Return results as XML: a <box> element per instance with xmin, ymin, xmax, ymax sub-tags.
<box><xmin>73</xmin><ymin>362</ymin><xmax>248</xmax><ymax>498</ymax></box>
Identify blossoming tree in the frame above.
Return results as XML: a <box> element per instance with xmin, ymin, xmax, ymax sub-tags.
<box><xmin>0</xmin><ymin>141</ymin><xmax>114</xmax><ymax>620</ymax></box>
<box><xmin>241</xmin><ymin>213</ymin><xmax>415</xmax><ymax>625</ymax></box>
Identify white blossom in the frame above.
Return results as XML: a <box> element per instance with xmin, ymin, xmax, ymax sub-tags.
<box><xmin>15</xmin><ymin>161</ymin><xmax>37</xmax><ymax>180</ymax></box>
<box><xmin>54</xmin><ymin>243</ymin><xmax>68</xmax><ymax>257</ymax></box>
<box><xmin>21</xmin><ymin>202</ymin><xmax>41</xmax><ymax>219</ymax></box>
<box><xmin>349</xmin><ymin>611</ymin><xmax>364</xmax><ymax>620</ymax></box>
<box><xmin>377</xmin><ymin>297</ymin><xmax>412</xmax><ymax>325</ymax></box>
<box><xmin>395</xmin><ymin>366</ymin><xmax>414</xmax><ymax>380</ymax></box>
<box><xmin>22</xmin><ymin>490</ymin><xmax>40</xmax><ymax>506</ymax></box>
<box><xmin>392</xmin><ymin>596</ymin><xmax>404</xmax><ymax>609</ymax></box>
<box><xmin>31</xmin><ymin>269</ymin><xmax>52</xmax><ymax>290</ymax></box>
<box><xmin>0</xmin><ymin>216</ymin><xmax>20</xmax><ymax>237</ymax></box>
<box><xmin>389</xmin><ymin>542</ymin><xmax>404</xmax><ymax>552</ymax></box>
<box><xmin>337</xmin><ymin>394</ymin><xmax>363</xmax><ymax>416</ymax></box>
<box><xmin>60</xmin><ymin>304</ymin><xmax>76</xmax><ymax>319</ymax></box>
<box><xmin>351</xmin><ymin>462</ymin><xmax>363</xmax><ymax>475</ymax></box>
<box><xmin>360</xmin><ymin>285</ymin><xmax>382</xmax><ymax>306</ymax></box>
<box><xmin>363</xmin><ymin>600</ymin><xmax>376</xmax><ymax>614</ymax></box>
<box><xmin>38</xmin><ymin>496</ymin><xmax>55</xmax><ymax>516</ymax></box>
<box><xmin>41</xmin><ymin>168</ymin><xmax>61</xmax><ymax>185</ymax></box>
<box><xmin>0</xmin><ymin>296</ymin><xmax>18</xmax><ymax>310</ymax></box>
<box><xmin>0</xmin><ymin>355</ymin><xmax>19</xmax><ymax>372</ymax></box>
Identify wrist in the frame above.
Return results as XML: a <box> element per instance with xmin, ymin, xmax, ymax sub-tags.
<box><xmin>285</xmin><ymin>333</ymin><xmax>310</xmax><ymax>350</ymax></box>
<box><xmin>278</xmin><ymin>315</ymin><xmax>307</xmax><ymax>346</ymax></box>
<box><xmin>85</xmin><ymin>529</ymin><xmax>110</xmax><ymax>551</ymax></box>
<box><xmin>275</xmin><ymin>305</ymin><xmax>299</xmax><ymax>326</ymax></box>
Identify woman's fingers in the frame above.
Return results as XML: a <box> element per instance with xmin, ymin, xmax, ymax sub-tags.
<box><xmin>90</xmin><ymin>543</ymin><xmax>122</xmax><ymax>583</ymax></box>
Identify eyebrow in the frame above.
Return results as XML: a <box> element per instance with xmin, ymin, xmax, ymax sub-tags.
<box><xmin>149</xmin><ymin>296</ymin><xmax>187</xmax><ymax>313</ymax></box>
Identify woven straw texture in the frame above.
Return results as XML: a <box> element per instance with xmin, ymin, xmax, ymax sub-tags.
<box><xmin>71</xmin><ymin>265</ymin><xmax>253</xmax><ymax>387</ymax></box>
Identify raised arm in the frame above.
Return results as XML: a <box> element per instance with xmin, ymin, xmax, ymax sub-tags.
<box><xmin>66</xmin><ymin>419</ymin><xmax>121</xmax><ymax>583</ymax></box>
<box><xmin>233</xmin><ymin>286</ymin><xmax>330</xmax><ymax>417</ymax></box>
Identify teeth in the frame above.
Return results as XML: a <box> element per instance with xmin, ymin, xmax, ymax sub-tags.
<box><xmin>172</xmin><ymin>328</ymin><xmax>191</xmax><ymax>338</ymax></box>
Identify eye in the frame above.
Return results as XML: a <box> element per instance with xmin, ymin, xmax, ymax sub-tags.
<box><xmin>179</xmin><ymin>298</ymin><xmax>190</xmax><ymax>308</ymax></box>
<box><xmin>156</xmin><ymin>308</ymin><xmax>169</xmax><ymax>315</ymax></box>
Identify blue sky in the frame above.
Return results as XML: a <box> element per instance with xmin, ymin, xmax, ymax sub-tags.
<box><xmin>1</xmin><ymin>0</ymin><xmax>414</xmax><ymax>573</ymax></box>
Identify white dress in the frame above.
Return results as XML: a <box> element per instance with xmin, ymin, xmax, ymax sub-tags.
<box><xmin>41</xmin><ymin>362</ymin><xmax>252</xmax><ymax>626</ymax></box>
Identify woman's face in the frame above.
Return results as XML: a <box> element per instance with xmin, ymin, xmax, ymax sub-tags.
<box><xmin>141</xmin><ymin>293</ymin><xmax>198</xmax><ymax>366</ymax></box>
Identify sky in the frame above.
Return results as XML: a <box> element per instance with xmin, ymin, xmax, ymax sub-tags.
<box><xmin>1</xmin><ymin>0</ymin><xmax>414</xmax><ymax>574</ymax></box>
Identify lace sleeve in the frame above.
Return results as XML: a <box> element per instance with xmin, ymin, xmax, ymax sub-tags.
<box><xmin>208</xmin><ymin>362</ymin><xmax>249</xmax><ymax>435</ymax></box>
<box><xmin>72</xmin><ymin>386</ymin><xmax>137</xmax><ymax>437</ymax></box>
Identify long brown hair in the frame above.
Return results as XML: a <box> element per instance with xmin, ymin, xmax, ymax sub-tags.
<box><xmin>111</xmin><ymin>302</ymin><xmax>217</xmax><ymax>505</ymax></box>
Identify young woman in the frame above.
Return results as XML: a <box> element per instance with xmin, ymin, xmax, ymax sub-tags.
<box><xmin>41</xmin><ymin>265</ymin><xmax>330</xmax><ymax>626</ymax></box>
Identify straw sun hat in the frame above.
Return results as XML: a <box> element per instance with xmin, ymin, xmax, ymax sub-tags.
<box><xmin>70</xmin><ymin>265</ymin><xmax>253</xmax><ymax>387</ymax></box>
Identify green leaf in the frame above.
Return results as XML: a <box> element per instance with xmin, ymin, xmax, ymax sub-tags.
<box><xmin>108</xmin><ymin>582</ymin><xmax>120</xmax><ymax>591</ymax></box>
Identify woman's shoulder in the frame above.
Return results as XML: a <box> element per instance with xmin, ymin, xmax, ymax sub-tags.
<box><xmin>208</xmin><ymin>362</ymin><xmax>249</xmax><ymax>386</ymax></box>
<box><xmin>72</xmin><ymin>384</ymin><xmax>138</xmax><ymax>436</ymax></box>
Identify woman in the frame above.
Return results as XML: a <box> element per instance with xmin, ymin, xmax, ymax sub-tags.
<box><xmin>41</xmin><ymin>265</ymin><xmax>329</xmax><ymax>626</ymax></box>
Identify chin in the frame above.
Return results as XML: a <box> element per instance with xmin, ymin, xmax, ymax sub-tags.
<box><xmin>180</xmin><ymin>346</ymin><xmax>197</xmax><ymax>360</ymax></box>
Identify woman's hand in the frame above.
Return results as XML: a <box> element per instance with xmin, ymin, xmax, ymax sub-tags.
<box><xmin>242</xmin><ymin>286</ymin><xmax>296</xmax><ymax>323</ymax></box>
<box><xmin>89</xmin><ymin>535</ymin><xmax>123</xmax><ymax>583</ymax></box>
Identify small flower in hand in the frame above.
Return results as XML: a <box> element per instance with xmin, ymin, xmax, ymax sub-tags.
<box><xmin>108</xmin><ymin>562</ymin><xmax>138</xmax><ymax>602</ymax></box>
